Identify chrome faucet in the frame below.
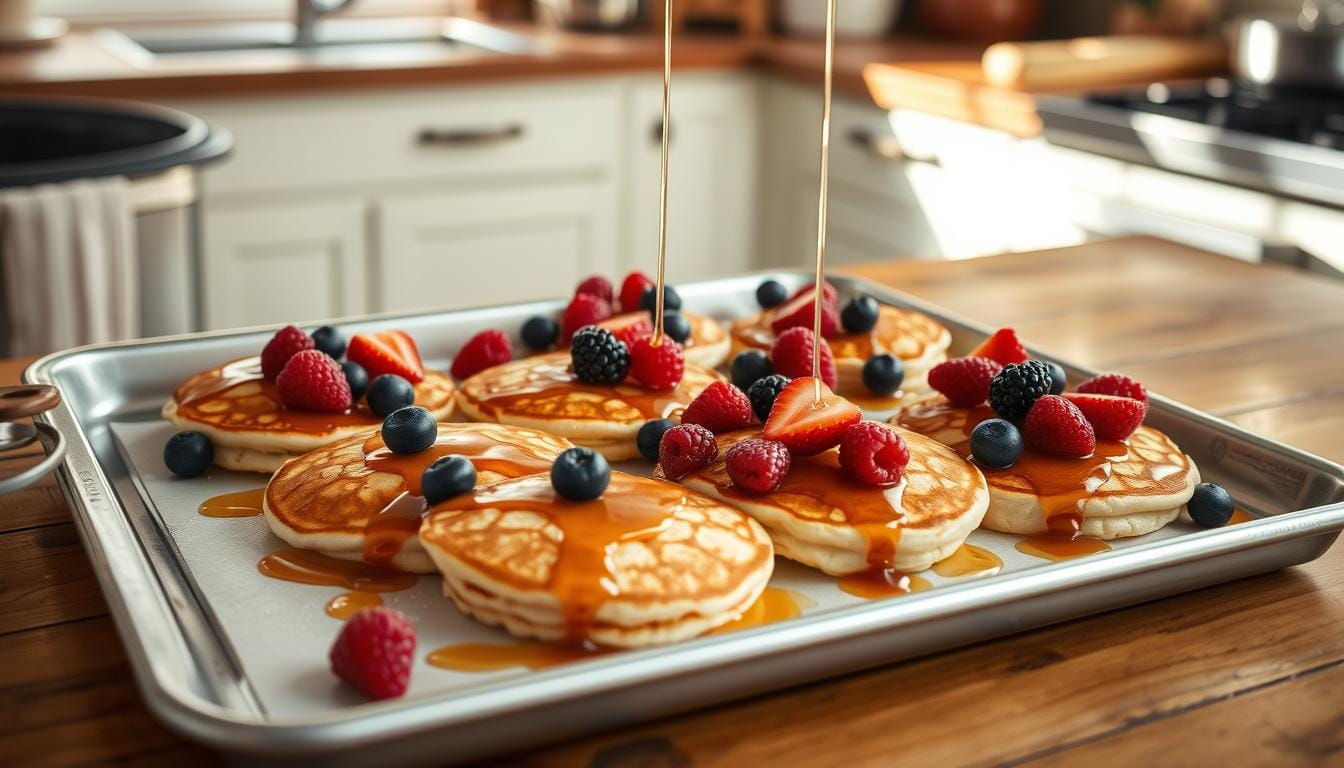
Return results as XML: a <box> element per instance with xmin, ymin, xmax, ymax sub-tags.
<box><xmin>295</xmin><ymin>0</ymin><xmax>359</xmax><ymax>47</ymax></box>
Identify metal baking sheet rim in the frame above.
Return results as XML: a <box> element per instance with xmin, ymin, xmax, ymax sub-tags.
<box><xmin>24</xmin><ymin>271</ymin><xmax>1344</xmax><ymax>760</ymax></box>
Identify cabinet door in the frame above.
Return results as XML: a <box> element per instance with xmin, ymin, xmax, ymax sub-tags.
<box><xmin>201</xmin><ymin>200</ymin><xmax>367</xmax><ymax>330</ymax></box>
<box><xmin>376</xmin><ymin>181</ymin><xmax>618</xmax><ymax>313</ymax></box>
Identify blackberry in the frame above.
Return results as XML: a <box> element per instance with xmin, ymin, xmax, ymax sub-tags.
<box><xmin>747</xmin><ymin>374</ymin><xmax>790</xmax><ymax>422</ymax></box>
<box><xmin>989</xmin><ymin>360</ymin><xmax>1053</xmax><ymax>422</ymax></box>
<box><xmin>570</xmin><ymin>327</ymin><xmax>630</xmax><ymax>385</ymax></box>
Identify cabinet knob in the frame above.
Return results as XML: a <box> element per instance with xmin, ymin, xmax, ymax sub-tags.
<box><xmin>417</xmin><ymin>124</ymin><xmax>525</xmax><ymax>147</ymax></box>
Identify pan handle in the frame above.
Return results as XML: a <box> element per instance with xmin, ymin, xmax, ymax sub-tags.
<box><xmin>0</xmin><ymin>421</ymin><xmax>66</xmax><ymax>496</ymax></box>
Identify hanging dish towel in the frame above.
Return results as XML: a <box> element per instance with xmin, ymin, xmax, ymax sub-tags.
<box><xmin>0</xmin><ymin>176</ymin><xmax>139</xmax><ymax>357</ymax></box>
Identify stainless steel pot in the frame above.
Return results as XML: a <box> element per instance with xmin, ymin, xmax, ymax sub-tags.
<box><xmin>1230</xmin><ymin>1</ymin><xmax>1344</xmax><ymax>90</ymax></box>
<box><xmin>534</xmin><ymin>0</ymin><xmax>640</xmax><ymax>31</ymax></box>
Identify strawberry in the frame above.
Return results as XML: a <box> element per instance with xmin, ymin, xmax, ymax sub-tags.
<box><xmin>600</xmin><ymin>312</ymin><xmax>653</xmax><ymax>349</ymax></box>
<box><xmin>770</xmin><ymin>285</ymin><xmax>840</xmax><ymax>337</ymax></box>
<box><xmin>1077</xmin><ymin>373</ymin><xmax>1148</xmax><ymax>403</ymax></box>
<box><xmin>450</xmin><ymin>329</ymin><xmax>512</xmax><ymax>380</ymax></box>
<box><xmin>1023</xmin><ymin>395</ymin><xmax>1096</xmax><ymax>458</ymax></box>
<box><xmin>618</xmin><ymin>271</ymin><xmax>655</xmax><ymax>313</ymax></box>
<box><xmin>725</xmin><ymin>438</ymin><xmax>792</xmax><ymax>494</ymax></box>
<box><xmin>789</xmin><ymin>281</ymin><xmax>839</xmax><ymax>305</ymax></box>
<box><xmin>927</xmin><ymin>356</ymin><xmax>1004</xmax><ymax>408</ymax></box>
<box><xmin>275</xmin><ymin>349</ymin><xmax>353</xmax><ymax>413</ymax></box>
<box><xmin>1063</xmin><ymin>393</ymin><xmax>1147</xmax><ymax>441</ymax></box>
<box><xmin>329</xmin><ymin>607</ymin><xmax>416</xmax><ymax>700</ymax></box>
<box><xmin>658</xmin><ymin>423</ymin><xmax>718</xmax><ymax>480</ymax></box>
<box><xmin>971</xmin><ymin>327</ymin><xmax>1030</xmax><ymax>365</ymax></box>
<box><xmin>561</xmin><ymin>293</ymin><xmax>613</xmax><ymax>342</ymax></box>
<box><xmin>681</xmin><ymin>381</ymin><xmax>753</xmax><ymax>433</ymax></box>
<box><xmin>762</xmin><ymin>377</ymin><xmax>861</xmax><ymax>456</ymax></box>
<box><xmin>347</xmin><ymin>330</ymin><xmax>425</xmax><ymax>385</ymax></box>
<box><xmin>770</xmin><ymin>326</ymin><xmax>838</xmax><ymax>389</ymax></box>
<box><xmin>629</xmin><ymin>336</ymin><xmax>685</xmax><ymax>390</ymax></box>
<box><xmin>839</xmin><ymin>421</ymin><xmax>911</xmax><ymax>487</ymax></box>
<box><xmin>260</xmin><ymin>325</ymin><xmax>314</xmax><ymax>381</ymax></box>
<box><xmin>574</xmin><ymin>275</ymin><xmax>614</xmax><ymax>305</ymax></box>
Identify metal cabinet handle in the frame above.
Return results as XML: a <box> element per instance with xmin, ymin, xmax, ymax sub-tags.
<box><xmin>847</xmin><ymin>127</ymin><xmax>941</xmax><ymax>167</ymax></box>
<box><xmin>417</xmin><ymin>124</ymin><xmax>525</xmax><ymax>147</ymax></box>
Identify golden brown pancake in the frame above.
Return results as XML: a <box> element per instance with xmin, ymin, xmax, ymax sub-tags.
<box><xmin>597</xmin><ymin>311</ymin><xmax>730</xmax><ymax>369</ymax></box>
<box><xmin>263</xmin><ymin>423</ymin><xmax>574</xmax><ymax>573</ymax></box>
<box><xmin>419</xmin><ymin>471</ymin><xmax>775</xmax><ymax>648</ymax></box>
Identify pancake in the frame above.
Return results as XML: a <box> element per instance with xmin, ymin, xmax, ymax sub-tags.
<box><xmin>894</xmin><ymin>399</ymin><xmax>1200</xmax><ymax>539</ymax></box>
<box><xmin>454</xmin><ymin>351</ymin><xmax>725</xmax><ymax>461</ymax></box>
<box><xmin>419</xmin><ymin>471</ymin><xmax>775</xmax><ymax>648</ymax></box>
<box><xmin>263</xmin><ymin>423</ymin><xmax>574</xmax><ymax>573</ymax></box>
<box><xmin>597</xmin><ymin>311</ymin><xmax>730</xmax><ymax>369</ymax></box>
<box><xmin>162</xmin><ymin>357</ymin><xmax>457</xmax><ymax>473</ymax></box>
<box><xmin>664</xmin><ymin>429</ymin><xmax>989</xmax><ymax>576</ymax></box>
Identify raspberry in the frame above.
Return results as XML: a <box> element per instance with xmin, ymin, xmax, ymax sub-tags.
<box><xmin>971</xmin><ymin>327</ymin><xmax>1030</xmax><ymax>365</ymax></box>
<box><xmin>1063</xmin><ymin>393</ymin><xmax>1147</xmax><ymax>441</ymax></box>
<box><xmin>275</xmin><ymin>349</ymin><xmax>353</xmax><ymax>413</ymax></box>
<box><xmin>681</xmin><ymin>381</ymin><xmax>753</xmax><ymax>433</ymax></box>
<box><xmin>329</xmin><ymin>607</ymin><xmax>416</xmax><ymax>700</ymax></box>
<box><xmin>839</xmin><ymin>421</ymin><xmax>911</xmax><ymax>487</ymax></box>
<box><xmin>658</xmin><ymin>423</ymin><xmax>718</xmax><ymax>479</ymax></box>
<box><xmin>619</xmin><ymin>271</ymin><xmax>655</xmax><ymax>313</ymax></box>
<box><xmin>1077</xmin><ymin>373</ymin><xmax>1148</xmax><ymax>403</ymax></box>
<box><xmin>562</xmin><ymin>293</ymin><xmax>613</xmax><ymax>342</ymax></box>
<box><xmin>570</xmin><ymin>327</ymin><xmax>629</xmax><ymax>385</ymax></box>
<box><xmin>725</xmin><ymin>438</ymin><xmax>792</xmax><ymax>494</ymax></box>
<box><xmin>629</xmin><ymin>336</ymin><xmax>685</xmax><ymax>390</ymax></box>
<box><xmin>770</xmin><ymin>285</ymin><xmax>841</xmax><ymax>337</ymax></box>
<box><xmin>1023</xmin><ymin>395</ymin><xmax>1096</xmax><ymax>458</ymax></box>
<box><xmin>989</xmin><ymin>360</ymin><xmax>1054</xmax><ymax>421</ymax></box>
<box><xmin>928</xmin><ymin>356</ymin><xmax>1004</xmax><ymax>408</ymax></box>
<box><xmin>770</xmin><ymin>326</ymin><xmax>837</xmax><ymax>389</ymax></box>
<box><xmin>574</xmin><ymin>275</ymin><xmax>614</xmax><ymax>304</ymax></box>
<box><xmin>260</xmin><ymin>325</ymin><xmax>314</xmax><ymax>381</ymax></box>
<box><xmin>450</xmin><ymin>329</ymin><xmax>512</xmax><ymax>380</ymax></box>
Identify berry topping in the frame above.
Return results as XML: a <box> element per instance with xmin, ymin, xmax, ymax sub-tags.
<box><xmin>989</xmin><ymin>360</ymin><xmax>1054</xmax><ymax>421</ymax></box>
<box><xmin>521</xmin><ymin>315</ymin><xmax>559</xmax><ymax>351</ymax></box>
<box><xmin>421</xmin><ymin>455</ymin><xmax>477</xmax><ymax>505</ymax></box>
<box><xmin>562</xmin><ymin>293</ymin><xmax>613</xmax><ymax>343</ymax></box>
<box><xmin>260</xmin><ymin>325</ymin><xmax>314</xmax><ymax>381</ymax></box>
<box><xmin>629</xmin><ymin>336</ymin><xmax>685</xmax><ymax>390</ymax></box>
<box><xmin>329</xmin><ymin>607</ymin><xmax>416</xmax><ymax>700</ymax></box>
<box><xmin>367</xmin><ymin>374</ymin><xmax>415</xmax><ymax>418</ymax></box>
<box><xmin>381</xmin><ymin>405</ymin><xmax>437</xmax><ymax>455</ymax></box>
<box><xmin>574</xmin><ymin>275</ymin><xmax>614</xmax><ymax>304</ymax></box>
<box><xmin>276</xmin><ymin>349</ymin><xmax>353</xmax><ymax>413</ymax></box>
<box><xmin>570</xmin><ymin>327</ymin><xmax>630</xmax><ymax>385</ymax></box>
<box><xmin>862</xmin><ymin>353</ymin><xmax>906</xmax><ymax>397</ymax></box>
<box><xmin>1063</xmin><ymin>393</ymin><xmax>1147</xmax><ymax>441</ymax></box>
<box><xmin>770</xmin><ymin>285</ymin><xmax>841</xmax><ymax>337</ymax></box>
<box><xmin>341</xmin><ymin>361</ymin><xmax>369</xmax><ymax>400</ymax></box>
<box><xmin>756</xmin><ymin>279</ymin><xmax>788</xmax><ymax>309</ymax></box>
<box><xmin>639</xmin><ymin>284</ymin><xmax>683</xmax><ymax>314</ymax></box>
<box><xmin>619</xmin><ymin>271</ymin><xmax>656</xmax><ymax>313</ymax></box>
<box><xmin>762</xmin><ymin>377</ymin><xmax>861</xmax><ymax>456</ymax></box>
<box><xmin>1044</xmin><ymin>360</ymin><xmax>1067</xmax><ymax>395</ymax></box>
<box><xmin>726</xmin><ymin>438</ymin><xmax>793</xmax><ymax>494</ymax></box>
<box><xmin>1188</xmin><ymin>483</ymin><xmax>1234</xmax><ymax>528</ymax></box>
<box><xmin>1077</xmin><ymin>373</ymin><xmax>1148</xmax><ymax>403</ymax></box>
<box><xmin>163</xmin><ymin>431</ymin><xmax>213</xmax><ymax>478</ymax></box>
<box><xmin>450</xmin><ymin>329</ymin><xmax>513</xmax><ymax>380</ymax></box>
<box><xmin>658</xmin><ymin>423</ymin><xmax>718</xmax><ymax>480</ymax></box>
<box><xmin>840</xmin><ymin>295</ymin><xmax>880</xmax><ymax>334</ymax></box>
<box><xmin>662</xmin><ymin>311</ymin><xmax>692</xmax><ymax>344</ymax></box>
<box><xmin>637</xmin><ymin>418</ymin><xmax>677</xmax><ymax>462</ymax></box>
<box><xmin>928</xmin><ymin>356</ymin><xmax>1003</xmax><ymax>407</ymax></box>
<box><xmin>730</xmin><ymin>349</ymin><xmax>773</xmax><ymax>390</ymax></box>
<box><xmin>838</xmin><ymin>421</ymin><xmax>911</xmax><ymax>487</ymax></box>
<box><xmin>681</xmin><ymin>381</ymin><xmax>753</xmax><ymax>433</ymax></box>
<box><xmin>347</xmin><ymin>330</ymin><xmax>425</xmax><ymax>385</ymax></box>
<box><xmin>1023</xmin><ymin>395</ymin><xmax>1096</xmax><ymax>458</ymax></box>
<box><xmin>969</xmin><ymin>418</ymin><xmax>1024</xmax><ymax>468</ymax></box>
<box><xmin>971</xmin><ymin>327</ymin><xmax>1030</xmax><ymax>365</ymax></box>
<box><xmin>604</xmin><ymin>313</ymin><xmax>654</xmax><ymax>349</ymax></box>
<box><xmin>770</xmin><ymin>326</ymin><xmax>838</xmax><ymax>389</ymax></box>
<box><xmin>551</xmin><ymin>447</ymin><xmax>611</xmax><ymax>501</ymax></box>
<box><xmin>311</xmin><ymin>325</ymin><xmax>346</xmax><ymax>360</ymax></box>
<box><xmin>747</xmin><ymin>374</ymin><xmax>790</xmax><ymax>422</ymax></box>
<box><xmin>789</xmin><ymin>281</ymin><xmax>838</xmax><ymax>305</ymax></box>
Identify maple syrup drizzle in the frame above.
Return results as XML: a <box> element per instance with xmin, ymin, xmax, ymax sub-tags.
<box><xmin>197</xmin><ymin>487</ymin><xmax>266</xmax><ymax>518</ymax></box>
<box><xmin>931</xmin><ymin>543</ymin><xmax>1004</xmax><ymax>578</ymax></box>
<box><xmin>1228</xmin><ymin>508</ymin><xmax>1253</xmax><ymax>525</ymax></box>
<box><xmin>711</xmin><ymin>587</ymin><xmax>815</xmax><ymax>634</ymax></box>
<box><xmin>838</xmin><ymin>571</ymin><xmax>933</xmax><ymax>600</ymax></box>
<box><xmin>651</xmin><ymin>0</ymin><xmax>672</xmax><ymax>345</ymax></box>
<box><xmin>325</xmin><ymin>590</ymin><xmax>384</xmax><ymax>620</ymax></box>
<box><xmin>810</xmin><ymin>0</ymin><xmax>838</xmax><ymax>401</ymax></box>
<box><xmin>470</xmin><ymin>353</ymin><xmax>694</xmax><ymax>421</ymax></box>
<box><xmin>257</xmin><ymin>548</ymin><xmax>418</xmax><ymax>592</ymax></box>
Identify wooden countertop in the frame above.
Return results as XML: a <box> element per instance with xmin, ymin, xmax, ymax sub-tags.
<box><xmin>3</xmin><ymin>236</ymin><xmax>1343</xmax><ymax>766</ymax></box>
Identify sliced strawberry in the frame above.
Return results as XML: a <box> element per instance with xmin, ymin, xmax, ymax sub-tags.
<box><xmin>347</xmin><ymin>330</ymin><xmax>425</xmax><ymax>385</ymax></box>
<box><xmin>971</xmin><ymin>328</ymin><xmax>1030</xmax><ymax>365</ymax></box>
<box><xmin>789</xmin><ymin>281</ymin><xmax>838</xmax><ymax>305</ymax></box>
<box><xmin>762</xmin><ymin>377</ymin><xmax>861</xmax><ymax>456</ymax></box>
<box><xmin>599</xmin><ymin>312</ymin><xmax>653</xmax><ymax>349</ymax></box>
<box><xmin>770</xmin><ymin>285</ymin><xmax>841</xmax><ymax>337</ymax></box>
<box><xmin>1063</xmin><ymin>393</ymin><xmax>1147</xmax><ymax>441</ymax></box>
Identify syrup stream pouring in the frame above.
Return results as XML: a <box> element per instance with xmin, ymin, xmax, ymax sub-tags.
<box><xmin>652</xmin><ymin>0</ymin><xmax>673</xmax><ymax>345</ymax></box>
<box><xmin>811</xmin><ymin>0</ymin><xmax>838</xmax><ymax>404</ymax></box>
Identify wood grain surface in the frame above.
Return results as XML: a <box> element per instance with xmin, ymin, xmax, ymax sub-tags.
<box><xmin>1</xmin><ymin>236</ymin><xmax>1340</xmax><ymax>766</ymax></box>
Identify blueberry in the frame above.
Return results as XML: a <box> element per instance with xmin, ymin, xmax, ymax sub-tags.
<box><xmin>521</xmin><ymin>315</ymin><xmax>559</xmax><ymax>351</ymax></box>
<box><xmin>970</xmin><ymin>418</ymin><xmax>1023</xmax><ymax>469</ymax></box>
<box><xmin>731</xmin><ymin>350</ymin><xmax>773</xmax><ymax>390</ymax></box>
<box><xmin>639</xmin><ymin>285</ymin><xmax>682</xmax><ymax>313</ymax></box>
<box><xmin>341</xmin><ymin>361</ymin><xmax>369</xmax><ymax>400</ymax></box>
<box><xmin>421</xmin><ymin>454</ymin><xmax>477</xmax><ymax>505</ymax></box>
<box><xmin>862</xmin><ymin>354</ymin><xmax>905</xmax><ymax>396</ymax></box>
<box><xmin>756</xmin><ymin>279</ymin><xmax>788</xmax><ymax>309</ymax></box>
<box><xmin>1044</xmin><ymin>361</ymin><xmax>1067</xmax><ymax>396</ymax></box>
<box><xmin>747</xmin><ymin>374</ymin><xmax>790</xmax><ymax>422</ymax></box>
<box><xmin>381</xmin><ymin>405</ymin><xmax>437</xmax><ymax>454</ymax></box>
<box><xmin>311</xmin><ymin>325</ymin><xmax>346</xmax><ymax>360</ymax></box>
<box><xmin>163</xmin><ymin>430</ymin><xmax>213</xmax><ymax>478</ymax></box>
<box><xmin>551</xmin><ymin>447</ymin><xmax>611</xmax><ymax>501</ymax></box>
<box><xmin>637</xmin><ymin>419</ymin><xmax>676</xmax><ymax>463</ymax></box>
<box><xmin>367</xmin><ymin>374</ymin><xmax>415</xmax><ymax>418</ymax></box>
<box><xmin>662</xmin><ymin>311</ymin><xmax>692</xmax><ymax>344</ymax></box>
<box><xmin>1188</xmin><ymin>482</ymin><xmax>1234</xmax><ymax>528</ymax></box>
<box><xmin>841</xmin><ymin>295</ymin><xmax>879</xmax><ymax>334</ymax></box>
